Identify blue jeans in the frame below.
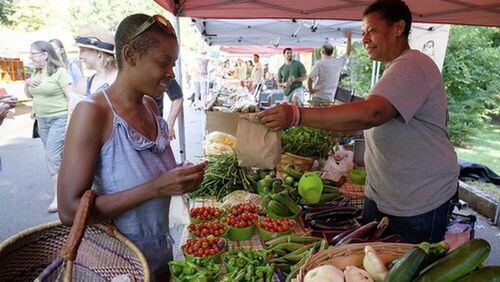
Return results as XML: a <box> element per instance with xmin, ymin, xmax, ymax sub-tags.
<box><xmin>362</xmin><ymin>190</ymin><xmax>458</xmax><ymax>243</ymax></box>
<box><xmin>36</xmin><ymin>115</ymin><xmax>67</xmax><ymax>177</ymax></box>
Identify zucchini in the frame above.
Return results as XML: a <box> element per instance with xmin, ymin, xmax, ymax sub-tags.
<box><xmin>455</xmin><ymin>266</ymin><xmax>500</xmax><ymax>282</ymax></box>
<box><xmin>385</xmin><ymin>246</ymin><xmax>427</xmax><ymax>282</ymax></box>
<box><xmin>415</xmin><ymin>238</ymin><xmax>491</xmax><ymax>282</ymax></box>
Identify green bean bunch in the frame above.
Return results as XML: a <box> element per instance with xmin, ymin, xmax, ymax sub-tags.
<box><xmin>189</xmin><ymin>153</ymin><xmax>256</xmax><ymax>200</ymax></box>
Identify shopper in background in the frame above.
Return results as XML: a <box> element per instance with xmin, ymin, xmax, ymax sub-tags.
<box><xmin>308</xmin><ymin>30</ymin><xmax>352</xmax><ymax>107</ymax></box>
<box><xmin>24</xmin><ymin>41</ymin><xmax>73</xmax><ymax>213</ymax></box>
<box><xmin>74</xmin><ymin>25</ymin><xmax>118</xmax><ymax>98</ymax></box>
<box><xmin>277</xmin><ymin>48</ymin><xmax>307</xmax><ymax>106</ymax></box>
<box><xmin>248</xmin><ymin>53</ymin><xmax>264</xmax><ymax>94</ymax></box>
<box><xmin>49</xmin><ymin>38</ymin><xmax>83</xmax><ymax>84</ymax></box>
<box><xmin>154</xmin><ymin>79</ymin><xmax>184</xmax><ymax>140</ymax></box>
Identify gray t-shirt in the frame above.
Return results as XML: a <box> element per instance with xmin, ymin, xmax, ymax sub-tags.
<box><xmin>364</xmin><ymin>49</ymin><xmax>459</xmax><ymax>217</ymax></box>
<box><xmin>310</xmin><ymin>55</ymin><xmax>348</xmax><ymax>101</ymax></box>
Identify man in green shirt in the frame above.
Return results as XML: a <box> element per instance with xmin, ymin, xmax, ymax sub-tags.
<box><xmin>277</xmin><ymin>48</ymin><xmax>307</xmax><ymax>106</ymax></box>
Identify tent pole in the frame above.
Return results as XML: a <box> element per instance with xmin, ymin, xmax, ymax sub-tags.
<box><xmin>370</xmin><ymin>60</ymin><xmax>376</xmax><ymax>89</ymax></box>
<box><xmin>375</xmin><ymin>61</ymin><xmax>381</xmax><ymax>84</ymax></box>
<box><xmin>174</xmin><ymin>15</ymin><xmax>187</xmax><ymax>162</ymax></box>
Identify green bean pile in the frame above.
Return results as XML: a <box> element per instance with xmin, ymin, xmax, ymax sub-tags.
<box><xmin>189</xmin><ymin>153</ymin><xmax>256</xmax><ymax>200</ymax></box>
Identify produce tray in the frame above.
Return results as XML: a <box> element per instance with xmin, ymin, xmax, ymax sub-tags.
<box><xmin>176</xmin><ymin>196</ymin><xmax>309</xmax><ymax>259</ymax></box>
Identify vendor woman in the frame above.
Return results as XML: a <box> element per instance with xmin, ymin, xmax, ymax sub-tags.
<box><xmin>258</xmin><ymin>0</ymin><xmax>459</xmax><ymax>243</ymax></box>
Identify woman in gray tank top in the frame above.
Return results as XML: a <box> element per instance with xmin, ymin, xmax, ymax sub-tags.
<box><xmin>57</xmin><ymin>14</ymin><xmax>206</xmax><ymax>280</ymax></box>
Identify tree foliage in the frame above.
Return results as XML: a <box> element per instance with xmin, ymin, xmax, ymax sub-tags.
<box><xmin>0</xmin><ymin>0</ymin><xmax>14</xmax><ymax>25</ymax></box>
<box><xmin>346</xmin><ymin>42</ymin><xmax>374</xmax><ymax>96</ymax></box>
<box><xmin>442</xmin><ymin>26</ymin><xmax>499</xmax><ymax>145</ymax></box>
<box><xmin>4</xmin><ymin>0</ymin><xmax>168</xmax><ymax>32</ymax></box>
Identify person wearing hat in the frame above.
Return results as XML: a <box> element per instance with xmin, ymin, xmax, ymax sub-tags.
<box><xmin>307</xmin><ymin>30</ymin><xmax>352</xmax><ymax>107</ymax></box>
<box><xmin>74</xmin><ymin>25</ymin><xmax>118</xmax><ymax>99</ymax></box>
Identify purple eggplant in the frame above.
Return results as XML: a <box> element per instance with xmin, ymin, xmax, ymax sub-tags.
<box><xmin>336</xmin><ymin>220</ymin><xmax>379</xmax><ymax>245</ymax></box>
<box><xmin>368</xmin><ymin>217</ymin><xmax>389</xmax><ymax>241</ymax></box>
<box><xmin>330</xmin><ymin>228</ymin><xmax>357</xmax><ymax>245</ymax></box>
<box><xmin>377</xmin><ymin>234</ymin><xmax>404</xmax><ymax>243</ymax></box>
<box><xmin>304</xmin><ymin>207</ymin><xmax>360</xmax><ymax>222</ymax></box>
<box><xmin>302</xmin><ymin>197</ymin><xmax>350</xmax><ymax>212</ymax></box>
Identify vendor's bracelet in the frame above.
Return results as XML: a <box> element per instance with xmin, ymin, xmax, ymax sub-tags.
<box><xmin>290</xmin><ymin>104</ymin><xmax>301</xmax><ymax>126</ymax></box>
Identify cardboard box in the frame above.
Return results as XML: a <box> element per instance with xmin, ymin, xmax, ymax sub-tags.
<box><xmin>205</xmin><ymin>111</ymin><xmax>239</xmax><ymax>136</ymax></box>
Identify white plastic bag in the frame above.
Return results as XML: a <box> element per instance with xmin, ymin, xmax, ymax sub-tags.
<box><xmin>169</xmin><ymin>195</ymin><xmax>190</xmax><ymax>227</ymax></box>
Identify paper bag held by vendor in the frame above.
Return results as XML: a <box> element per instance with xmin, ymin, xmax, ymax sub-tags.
<box><xmin>236</xmin><ymin>113</ymin><xmax>281</xmax><ymax>169</ymax></box>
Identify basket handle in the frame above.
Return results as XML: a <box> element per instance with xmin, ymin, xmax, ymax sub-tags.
<box><xmin>58</xmin><ymin>189</ymin><xmax>97</xmax><ymax>262</ymax></box>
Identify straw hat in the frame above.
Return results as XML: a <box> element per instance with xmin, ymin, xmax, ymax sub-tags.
<box><xmin>75</xmin><ymin>25</ymin><xmax>115</xmax><ymax>54</ymax></box>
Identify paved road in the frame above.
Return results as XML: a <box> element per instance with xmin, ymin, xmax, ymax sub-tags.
<box><xmin>1</xmin><ymin>100</ymin><xmax>498</xmax><ymax>265</ymax></box>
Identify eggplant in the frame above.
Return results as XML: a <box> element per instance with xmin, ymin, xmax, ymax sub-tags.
<box><xmin>378</xmin><ymin>234</ymin><xmax>405</xmax><ymax>243</ymax></box>
<box><xmin>369</xmin><ymin>217</ymin><xmax>389</xmax><ymax>241</ymax></box>
<box><xmin>336</xmin><ymin>221</ymin><xmax>379</xmax><ymax>245</ymax></box>
<box><xmin>309</xmin><ymin>219</ymin><xmax>359</xmax><ymax>231</ymax></box>
<box><xmin>330</xmin><ymin>228</ymin><xmax>357</xmax><ymax>245</ymax></box>
<box><xmin>302</xmin><ymin>197</ymin><xmax>350</xmax><ymax>211</ymax></box>
<box><xmin>304</xmin><ymin>207</ymin><xmax>360</xmax><ymax>221</ymax></box>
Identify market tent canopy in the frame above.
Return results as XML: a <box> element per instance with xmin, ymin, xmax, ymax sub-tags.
<box><xmin>220</xmin><ymin>45</ymin><xmax>315</xmax><ymax>54</ymax></box>
<box><xmin>193</xmin><ymin>19</ymin><xmax>362</xmax><ymax>48</ymax></box>
<box><xmin>155</xmin><ymin>0</ymin><xmax>500</xmax><ymax>27</ymax></box>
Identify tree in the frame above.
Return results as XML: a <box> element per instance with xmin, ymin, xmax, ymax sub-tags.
<box><xmin>443</xmin><ymin>26</ymin><xmax>500</xmax><ymax>145</ymax></box>
<box><xmin>0</xmin><ymin>0</ymin><xmax>14</xmax><ymax>26</ymax></box>
<box><xmin>67</xmin><ymin>0</ymin><xmax>166</xmax><ymax>32</ymax></box>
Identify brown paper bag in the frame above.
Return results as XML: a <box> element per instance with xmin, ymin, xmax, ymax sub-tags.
<box><xmin>236</xmin><ymin>113</ymin><xmax>281</xmax><ymax>169</ymax></box>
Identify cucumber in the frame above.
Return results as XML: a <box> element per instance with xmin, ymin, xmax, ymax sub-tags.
<box><xmin>322</xmin><ymin>184</ymin><xmax>340</xmax><ymax>193</ymax></box>
<box><xmin>415</xmin><ymin>238</ymin><xmax>491</xmax><ymax>282</ymax></box>
<box><xmin>455</xmin><ymin>266</ymin><xmax>500</xmax><ymax>282</ymax></box>
<box><xmin>385</xmin><ymin>246</ymin><xmax>427</xmax><ymax>282</ymax></box>
<box><xmin>267</xmin><ymin>200</ymin><xmax>292</xmax><ymax>216</ymax></box>
<box><xmin>274</xmin><ymin>192</ymin><xmax>301</xmax><ymax>215</ymax></box>
<box><xmin>284</xmin><ymin>166</ymin><xmax>303</xmax><ymax>181</ymax></box>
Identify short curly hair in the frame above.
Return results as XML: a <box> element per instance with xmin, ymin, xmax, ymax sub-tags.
<box><xmin>115</xmin><ymin>14</ymin><xmax>177</xmax><ymax>70</ymax></box>
<box><xmin>363</xmin><ymin>0</ymin><xmax>412</xmax><ymax>39</ymax></box>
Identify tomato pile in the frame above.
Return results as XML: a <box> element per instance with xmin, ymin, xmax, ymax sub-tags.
<box><xmin>228</xmin><ymin>203</ymin><xmax>259</xmax><ymax>214</ymax></box>
<box><xmin>226</xmin><ymin>211</ymin><xmax>259</xmax><ymax>228</ymax></box>
<box><xmin>182</xmin><ymin>236</ymin><xmax>226</xmax><ymax>258</ymax></box>
<box><xmin>189</xmin><ymin>207</ymin><xmax>222</xmax><ymax>221</ymax></box>
<box><xmin>258</xmin><ymin>217</ymin><xmax>295</xmax><ymax>233</ymax></box>
<box><xmin>188</xmin><ymin>221</ymin><xmax>227</xmax><ymax>237</ymax></box>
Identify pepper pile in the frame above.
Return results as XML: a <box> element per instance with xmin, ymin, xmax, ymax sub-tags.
<box><xmin>169</xmin><ymin>258</ymin><xmax>220</xmax><ymax>281</ymax></box>
<box><xmin>222</xmin><ymin>248</ymin><xmax>274</xmax><ymax>282</ymax></box>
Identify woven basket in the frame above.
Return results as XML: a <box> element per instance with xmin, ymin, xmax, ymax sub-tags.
<box><xmin>296</xmin><ymin>242</ymin><xmax>414</xmax><ymax>282</ymax></box>
<box><xmin>0</xmin><ymin>191</ymin><xmax>150</xmax><ymax>281</ymax></box>
<box><xmin>277</xmin><ymin>152</ymin><xmax>316</xmax><ymax>172</ymax></box>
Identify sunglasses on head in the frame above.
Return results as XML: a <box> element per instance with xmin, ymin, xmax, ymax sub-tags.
<box><xmin>128</xmin><ymin>14</ymin><xmax>176</xmax><ymax>43</ymax></box>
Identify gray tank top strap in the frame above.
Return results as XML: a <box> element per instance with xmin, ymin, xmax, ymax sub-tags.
<box><xmin>101</xmin><ymin>90</ymin><xmax>117</xmax><ymax>116</ymax></box>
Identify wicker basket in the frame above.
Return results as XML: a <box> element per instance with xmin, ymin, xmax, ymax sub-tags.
<box><xmin>277</xmin><ymin>152</ymin><xmax>316</xmax><ymax>172</ymax></box>
<box><xmin>0</xmin><ymin>191</ymin><xmax>150</xmax><ymax>281</ymax></box>
<box><xmin>296</xmin><ymin>242</ymin><xmax>414</xmax><ymax>282</ymax></box>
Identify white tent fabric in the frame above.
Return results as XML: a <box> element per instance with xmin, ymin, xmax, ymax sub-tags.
<box><xmin>193</xmin><ymin>19</ymin><xmax>362</xmax><ymax>47</ymax></box>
